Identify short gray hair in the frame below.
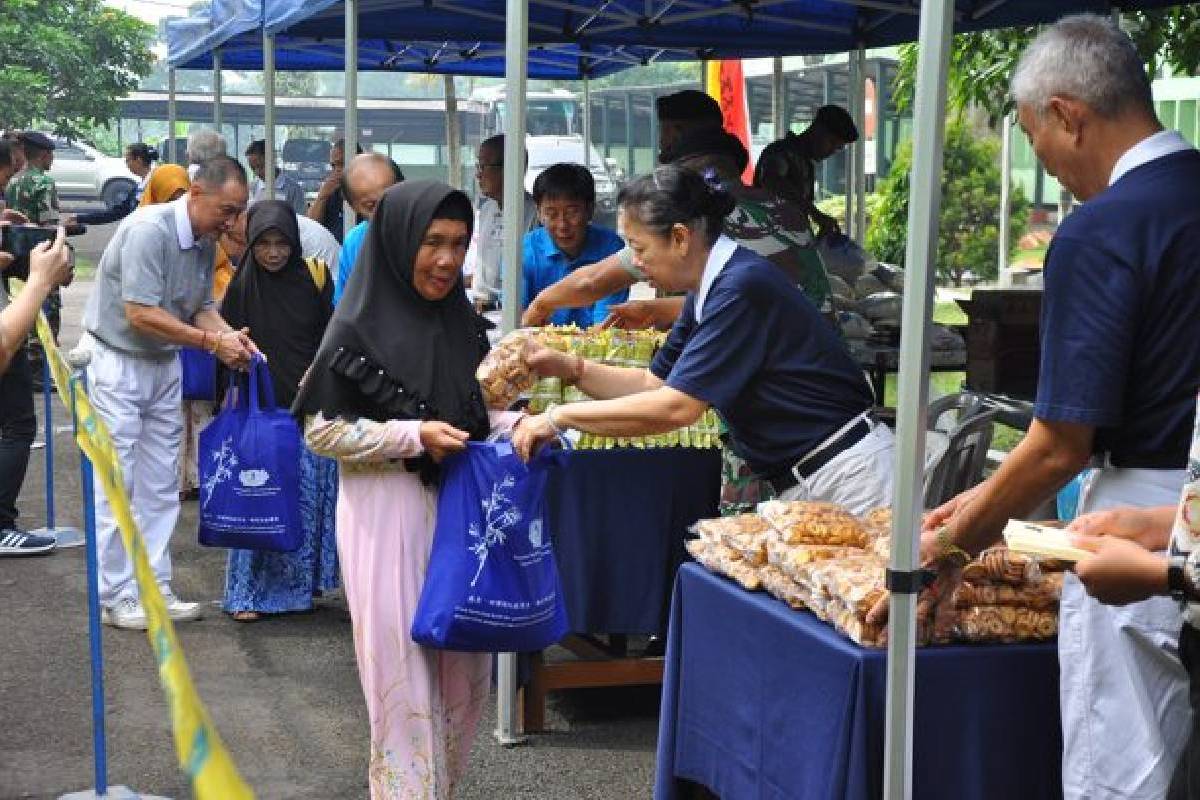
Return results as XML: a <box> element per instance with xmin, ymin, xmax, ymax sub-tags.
<box><xmin>1011</xmin><ymin>14</ymin><xmax>1153</xmax><ymax>119</ymax></box>
<box><xmin>193</xmin><ymin>155</ymin><xmax>247</xmax><ymax>189</ymax></box>
<box><xmin>186</xmin><ymin>129</ymin><xmax>227</xmax><ymax>165</ymax></box>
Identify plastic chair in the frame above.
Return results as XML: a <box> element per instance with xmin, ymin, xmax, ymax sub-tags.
<box><xmin>923</xmin><ymin>407</ymin><xmax>997</xmax><ymax>509</ymax></box>
<box><xmin>927</xmin><ymin>391</ymin><xmax>989</xmax><ymax>433</ymax></box>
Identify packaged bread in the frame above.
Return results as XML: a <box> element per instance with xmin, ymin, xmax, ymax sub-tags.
<box><xmin>759</xmin><ymin>500</ymin><xmax>869</xmax><ymax>548</ymax></box>
<box><xmin>759</xmin><ymin>564</ymin><xmax>808</xmax><ymax>610</ymax></box>
<box><xmin>686</xmin><ymin>538</ymin><xmax>762</xmax><ymax>591</ymax></box>
<box><xmin>476</xmin><ymin>330</ymin><xmax>535</xmax><ymax>409</ymax></box>
<box><xmin>869</xmin><ymin>535</ymin><xmax>891</xmax><ymax>559</ymax></box>
<box><xmin>953</xmin><ymin>572</ymin><xmax>1063</xmax><ymax>612</ymax></box>
<box><xmin>765</xmin><ymin>538</ymin><xmax>858</xmax><ymax>573</ymax></box>
<box><xmin>693</xmin><ymin>514</ymin><xmax>772</xmax><ymax>540</ymax></box>
<box><xmin>957</xmin><ymin>604</ymin><xmax>1058</xmax><ymax>643</ymax></box>
<box><xmin>960</xmin><ymin>546</ymin><xmax>1038</xmax><ymax>586</ymax></box>
<box><xmin>862</xmin><ymin>507</ymin><xmax>893</xmax><ymax>539</ymax></box>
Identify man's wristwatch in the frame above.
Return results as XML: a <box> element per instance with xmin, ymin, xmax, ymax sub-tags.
<box><xmin>1169</xmin><ymin>550</ymin><xmax>1200</xmax><ymax>603</ymax></box>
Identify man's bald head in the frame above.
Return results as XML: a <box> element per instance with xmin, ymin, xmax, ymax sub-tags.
<box><xmin>341</xmin><ymin>152</ymin><xmax>405</xmax><ymax>219</ymax></box>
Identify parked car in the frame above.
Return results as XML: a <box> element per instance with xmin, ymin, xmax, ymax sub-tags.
<box><xmin>279</xmin><ymin>138</ymin><xmax>332</xmax><ymax>199</ymax></box>
<box><xmin>47</xmin><ymin>137</ymin><xmax>139</xmax><ymax>210</ymax></box>
<box><xmin>524</xmin><ymin>135</ymin><xmax>620</xmax><ymax>226</ymax></box>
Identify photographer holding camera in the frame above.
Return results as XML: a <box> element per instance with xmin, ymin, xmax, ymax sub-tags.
<box><xmin>0</xmin><ymin>138</ymin><xmax>72</xmax><ymax>556</ymax></box>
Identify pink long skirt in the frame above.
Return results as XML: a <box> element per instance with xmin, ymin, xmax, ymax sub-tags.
<box><xmin>337</xmin><ymin>469</ymin><xmax>491</xmax><ymax>799</ymax></box>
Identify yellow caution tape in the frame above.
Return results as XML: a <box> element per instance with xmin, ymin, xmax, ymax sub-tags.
<box><xmin>35</xmin><ymin>312</ymin><xmax>254</xmax><ymax>799</ymax></box>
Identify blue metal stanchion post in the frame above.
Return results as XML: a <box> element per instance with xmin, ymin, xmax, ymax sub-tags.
<box><xmin>32</xmin><ymin>355</ymin><xmax>84</xmax><ymax>548</ymax></box>
<box><xmin>61</xmin><ymin>353</ymin><xmax>162</xmax><ymax>800</ymax></box>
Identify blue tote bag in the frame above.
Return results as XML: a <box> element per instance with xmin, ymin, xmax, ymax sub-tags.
<box><xmin>197</xmin><ymin>355</ymin><xmax>303</xmax><ymax>552</ymax></box>
<box><xmin>412</xmin><ymin>440</ymin><xmax>569</xmax><ymax>652</ymax></box>
<box><xmin>179</xmin><ymin>346</ymin><xmax>218</xmax><ymax>402</ymax></box>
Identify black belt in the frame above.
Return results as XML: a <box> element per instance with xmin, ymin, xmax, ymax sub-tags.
<box><xmin>766</xmin><ymin>419</ymin><xmax>872</xmax><ymax>495</ymax></box>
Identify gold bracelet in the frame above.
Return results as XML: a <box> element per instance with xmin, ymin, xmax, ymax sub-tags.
<box><xmin>935</xmin><ymin>525</ymin><xmax>972</xmax><ymax>567</ymax></box>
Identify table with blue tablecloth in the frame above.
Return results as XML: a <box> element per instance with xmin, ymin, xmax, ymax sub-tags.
<box><xmin>655</xmin><ymin>563</ymin><xmax>1063</xmax><ymax>800</ymax></box>
<box><xmin>521</xmin><ymin>447</ymin><xmax>722</xmax><ymax>731</ymax></box>
<box><xmin>547</xmin><ymin>447</ymin><xmax>722</xmax><ymax>634</ymax></box>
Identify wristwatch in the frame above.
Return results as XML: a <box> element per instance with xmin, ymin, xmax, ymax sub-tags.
<box><xmin>1168</xmin><ymin>555</ymin><xmax>1190</xmax><ymax>603</ymax></box>
<box><xmin>1168</xmin><ymin>550</ymin><xmax>1200</xmax><ymax>603</ymax></box>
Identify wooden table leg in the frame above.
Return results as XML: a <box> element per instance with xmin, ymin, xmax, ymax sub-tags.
<box><xmin>523</xmin><ymin>650</ymin><xmax>548</xmax><ymax>733</ymax></box>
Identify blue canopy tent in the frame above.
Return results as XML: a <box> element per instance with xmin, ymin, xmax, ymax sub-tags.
<box><xmin>178</xmin><ymin>2</ymin><xmax>1195</xmax><ymax>796</ymax></box>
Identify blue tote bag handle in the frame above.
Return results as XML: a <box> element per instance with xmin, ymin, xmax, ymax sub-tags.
<box><xmin>247</xmin><ymin>354</ymin><xmax>277</xmax><ymax>413</ymax></box>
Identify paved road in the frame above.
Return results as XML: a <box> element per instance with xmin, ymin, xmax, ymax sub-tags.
<box><xmin>1</xmin><ymin>221</ymin><xmax>661</xmax><ymax>799</ymax></box>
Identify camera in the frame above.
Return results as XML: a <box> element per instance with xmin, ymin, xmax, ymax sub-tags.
<box><xmin>1</xmin><ymin>223</ymin><xmax>85</xmax><ymax>282</ymax></box>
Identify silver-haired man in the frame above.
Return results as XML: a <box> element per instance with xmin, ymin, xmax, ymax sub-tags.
<box><xmin>885</xmin><ymin>15</ymin><xmax>1200</xmax><ymax>799</ymax></box>
<box><xmin>185</xmin><ymin>129</ymin><xmax>227</xmax><ymax>181</ymax></box>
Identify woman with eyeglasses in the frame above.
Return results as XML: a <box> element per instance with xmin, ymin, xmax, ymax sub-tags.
<box><xmin>514</xmin><ymin>165</ymin><xmax>896</xmax><ymax>515</ymax></box>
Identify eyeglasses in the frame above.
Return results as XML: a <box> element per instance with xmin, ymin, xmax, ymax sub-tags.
<box><xmin>539</xmin><ymin>206</ymin><xmax>588</xmax><ymax>225</ymax></box>
<box><xmin>475</xmin><ymin>162</ymin><xmax>503</xmax><ymax>173</ymax></box>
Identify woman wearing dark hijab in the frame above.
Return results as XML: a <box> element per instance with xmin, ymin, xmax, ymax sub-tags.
<box><xmin>218</xmin><ymin>200</ymin><xmax>339</xmax><ymax>621</ymax></box>
<box><xmin>295</xmin><ymin>181</ymin><xmax>526</xmax><ymax>800</ymax></box>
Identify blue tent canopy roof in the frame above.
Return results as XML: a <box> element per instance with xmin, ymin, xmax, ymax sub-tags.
<box><xmin>167</xmin><ymin>0</ymin><xmax>1186</xmax><ymax>75</ymax></box>
<box><xmin>277</xmin><ymin>0</ymin><xmax>1184</xmax><ymax>55</ymax></box>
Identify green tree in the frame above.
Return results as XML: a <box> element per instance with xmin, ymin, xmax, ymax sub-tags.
<box><xmin>0</xmin><ymin>0</ymin><xmax>155</xmax><ymax>137</ymax></box>
<box><xmin>866</xmin><ymin>118</ymin><xmax>1028</xmax><ymax>287</ymax></box>
<box><xmin>892</xmin><ymin>8</ymin><xmax>1200</xmax><ymax>122</ymax></box>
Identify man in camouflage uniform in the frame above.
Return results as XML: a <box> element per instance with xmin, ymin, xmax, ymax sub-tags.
<box><xmin>6</xmin><ymin>132</ymin><xmax>62</xmax><ymax>389</ymax></box>
<box><xmin>753</xmin><ymin>104</ymin><xmax>859</xmax><ymax>241</ymax></box>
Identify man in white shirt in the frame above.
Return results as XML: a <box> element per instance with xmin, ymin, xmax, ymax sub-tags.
<box><xmin>463</xmin><ymin>135</ymin><xmax>537</xmax><ymax>310</ymax></box>
<box><xmin>245</xmin><ymin>140</ymin><xmax>306</xmax><ymax>215</ymax></box>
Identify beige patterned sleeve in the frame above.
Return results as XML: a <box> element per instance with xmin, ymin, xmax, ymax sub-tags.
<box><xmin>303</xmin><ymin>414</ymin><xmax>426</xmax><ymax>463</ymax></box>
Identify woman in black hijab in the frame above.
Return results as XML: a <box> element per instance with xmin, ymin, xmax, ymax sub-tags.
<box><xmin>298</xmin><ymin>181</ymin><xmax>526</xmax><ymax>800</ymax></box>
<box><xmin>218</xmin><ymin>200</ymin><xmax>340</xmax><ymax>622</ymax></box>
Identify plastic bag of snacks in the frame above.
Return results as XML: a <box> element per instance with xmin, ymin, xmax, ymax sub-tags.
<box><xmin>476</xmin><ymin>330</ymin><xmax>536</xmax><ymax>409</ymax></box>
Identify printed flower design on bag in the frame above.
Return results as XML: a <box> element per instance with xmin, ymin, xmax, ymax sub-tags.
<box><xmin>202</xmin><ymin>436</ymin><xmax>238</xmax><ymax>509</ymax></box>
<box><xmin>468</xmin><ymin>473</ymin><xmax>521</xmax><ymax>587</ymax></box>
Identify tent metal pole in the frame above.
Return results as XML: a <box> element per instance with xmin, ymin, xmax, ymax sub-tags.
<box><xmin>167</xmin><ymin>68</ymin><xmax>177</xmax><ymax>164</ymax></box>
<box><xmin>344</xmin><ymin>0</ymin><xmax>359</xmax><ymax>239</ymax></box>
<box><xmin>583</xmin><ymin>77</ymin><xmax>592</xmax><ymax>168</ymax></box>
<box><xmin>213</xmin><ymin>48</ymin><xmax>224</xmax><ymax>130</ymax></box>
<box><xmin>853</xmin><ymin>46</ymin><xmax>867</xmax><ymax>245</ymax></box>
<box><xmin>264</xmin><ymin>31</ymin><xmax>276</xmax><ymax>189</ymax></box>
<box><xmin>849</xmin><ymin>51</ymin><xmax>859</xmax><ymax>235</ymax></box>
<box><xmin>496</xmin><ymin>0</ymin><xmax>530</xmax><ymax>747</ymax></box>
<box><xmin>445</xmin><ymin>75</ymin><xmax>462</xmax><ymax>189</ymax></box>
<box><xmin>882</xmin><ymin>0</ymin><xmax>953</xmax><ymax>798</ymax></box>
<box><xmin>772</xmin><ymin>57</ymin><xmax>785</xmax><ymax>140</ymax></box>
<box><xmin>998</xmin><ymin>112</ymin><xmax>1013</xmax><ymax>286</ymax></box>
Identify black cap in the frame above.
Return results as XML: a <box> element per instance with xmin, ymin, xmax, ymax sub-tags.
<box><xmin>17</xmin><ymin>131</ymin><xmax>55</xmax><ymax>152</ymax></box>
<box><xmin>667</xmin><ymin>127</ymin><xmax>749</xmax><ymax>173</ymax></box>
<box><xmin>813</xmin><ymin>105</ymin><xmax>859</xmax><ymax>144</ymax></box>
<box><xmin>656</xmin><ymin>90</ymin><xmax>723</xmax><ymax>125</ymax></box>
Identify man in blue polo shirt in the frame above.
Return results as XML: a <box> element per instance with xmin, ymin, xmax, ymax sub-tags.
<box><xmin>522</xmin><ymin>163</ymin><xmax>625</xmax><ymax>327</ymax></box>
<box><xmin>904</xmin><ymin>16</ymin><xmax>1200</xmax><ymax>800</ymax></box>
<box><xmin>332</xmin><ymin>153</ymin><xmax>403</xmax><ymax>305</ymax></box>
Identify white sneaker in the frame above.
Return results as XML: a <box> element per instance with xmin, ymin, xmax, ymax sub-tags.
<box><xmin>102</xmin><ymin>597</ymin><xmax>148</xmax><ymax>630</ymax></box>
<box><xmin>159</xmin><ymin>587</ymin><xmax>204</xmax><ymax>623</ymax></box>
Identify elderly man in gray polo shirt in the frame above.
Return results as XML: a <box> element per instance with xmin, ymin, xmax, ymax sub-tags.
<box><xmin>83</xmin><ymin>155</ymin><xmax>257</xmax><ymax>630</ymax></box>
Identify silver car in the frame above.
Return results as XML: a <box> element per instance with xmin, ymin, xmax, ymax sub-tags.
<box><xmin>48</xmin><ymin>137</ymin><xmax>139</xmax><ymax>210</ymax></box>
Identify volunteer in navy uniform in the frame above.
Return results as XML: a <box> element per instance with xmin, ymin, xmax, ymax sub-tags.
<box><xmin>512</xmin><ymin>166</ymin><xmax>894</xmax><ymax>515</ymax></box>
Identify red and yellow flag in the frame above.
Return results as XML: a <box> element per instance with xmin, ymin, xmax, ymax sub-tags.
<box><xmin>705</xmin><ymin>59</ymin><xmax>753</xmax><ymax>184</ymax></box>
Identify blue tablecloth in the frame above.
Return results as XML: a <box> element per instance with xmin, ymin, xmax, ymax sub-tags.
<box><xmin>655</xmin><ymin>563</ymin><xmax>1063</xmax><ymax>800</ymax></box>
<box><xmin>547</xmin><ymin>448</ymin><xmax>721</xmax><ymax>635</ymax></box>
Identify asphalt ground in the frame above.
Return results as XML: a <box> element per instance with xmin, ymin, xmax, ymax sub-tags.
<box><xmin>0</xmin><ymin>208</ymin><xmax>661</xmax><ymax>800</ymax></box>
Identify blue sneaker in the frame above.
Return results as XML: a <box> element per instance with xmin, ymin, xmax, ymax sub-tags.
<box><xmin>0</xmin><ymin>529</ymin><xmax>56</xmax><ymax>556</ymax></box>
